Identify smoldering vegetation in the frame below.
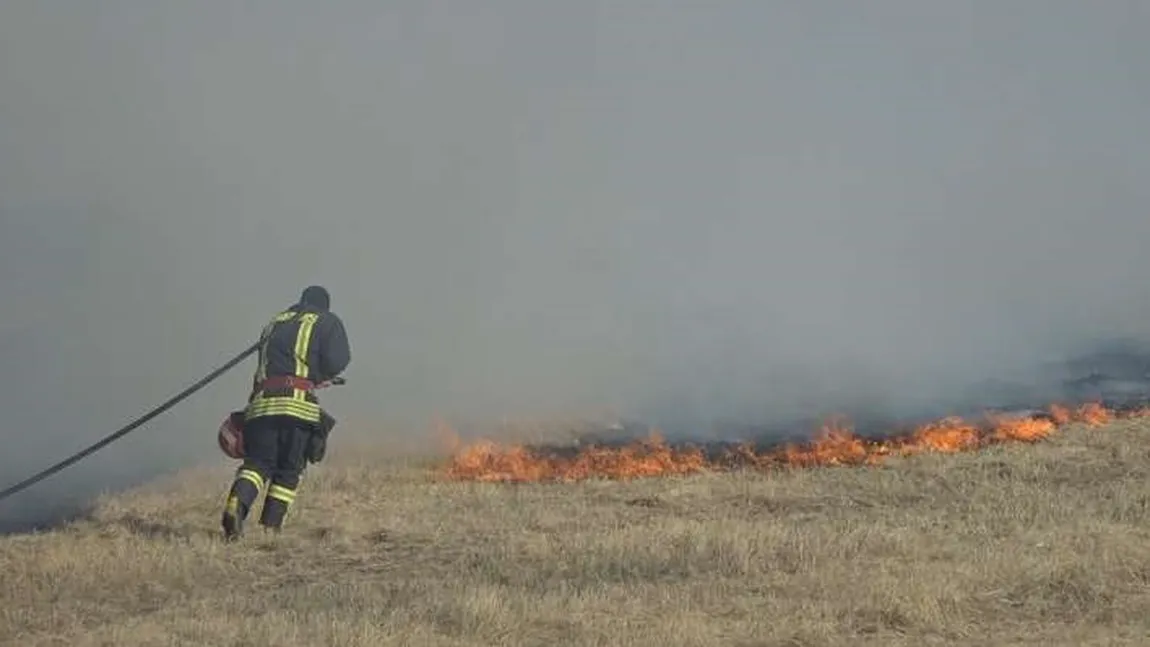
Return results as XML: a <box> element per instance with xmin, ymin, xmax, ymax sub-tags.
<box><xmin>1</xmin><ymin>2</ymin><xmax>1149</xmax><ymax>531</ymax></box>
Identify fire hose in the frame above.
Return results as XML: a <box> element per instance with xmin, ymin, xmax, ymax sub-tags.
<box><xmin>0</xmin><ymin>341</ymin><xmax>263</xmax><ymax>503</ymax></box>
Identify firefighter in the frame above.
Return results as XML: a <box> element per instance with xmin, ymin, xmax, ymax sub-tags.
<box><xmin>221</xmin><ymin>285</ymin><xmax>351</xmax><ymax>541</ymax></box>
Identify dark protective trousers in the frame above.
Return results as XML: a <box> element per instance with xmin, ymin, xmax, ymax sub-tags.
<box><xmin>222</xmin><ymin>414</ymin><xmax>313</xmax><ymax>537</ymax></box>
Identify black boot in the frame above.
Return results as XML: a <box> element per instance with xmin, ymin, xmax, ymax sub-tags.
<box><xmin>221</xmin><ymin>468</ymin><xmax>265</xmax><ymax>541</ymax></box>
<box><xmin>221</xmin><ymin>492</ymin><xmax>245</xmax><ymax>542</ymax></box>
<box><xmin>259</xmin><ymin>483</ymin><xmax>297</xmax><ymax>530</ymax></box>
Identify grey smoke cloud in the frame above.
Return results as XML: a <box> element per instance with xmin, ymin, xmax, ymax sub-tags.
<box><xmin>2</xmin><ymin>1</ymin><xmax>1149</xmax><ymax>527</ymax></box>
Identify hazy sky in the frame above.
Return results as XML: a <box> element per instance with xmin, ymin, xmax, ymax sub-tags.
<box><xmin>1</xmin><ymin>1</ymin><xmax>1148</xmax><ymax>524</ymax></box>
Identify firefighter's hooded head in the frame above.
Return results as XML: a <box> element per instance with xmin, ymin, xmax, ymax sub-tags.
<box><xmin>300</xmin><ymin>285</ymin><xmax>331</xmax><ymax>311</ymax></box>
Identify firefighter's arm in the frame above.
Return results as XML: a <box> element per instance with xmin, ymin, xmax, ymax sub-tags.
<box><xmin>317</xmin><ymin>315</ymin><xmax>351</xmax><ymax>382</ymax></box>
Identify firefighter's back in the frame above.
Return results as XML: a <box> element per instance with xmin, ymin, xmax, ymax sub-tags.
<box><xmin>246</xmin><ymin>296</ymin><xmax>350</xmax><ymax>425</ymax></box>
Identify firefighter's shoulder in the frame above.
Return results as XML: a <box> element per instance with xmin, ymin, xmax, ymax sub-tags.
<box><xmin>313</xmin><ymin>310</ymin><xmax>348</xmax><ymax>342</ymax></box>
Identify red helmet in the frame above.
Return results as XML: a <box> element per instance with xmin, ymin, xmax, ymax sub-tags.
<box><xmin>217</xmin><ymin>411</ymin><xmax>247</xmax><ymax>459</ymax></box>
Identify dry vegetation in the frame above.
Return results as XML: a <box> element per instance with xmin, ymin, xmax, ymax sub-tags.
<box><xmin>3</xmin><ymin>418</ymin><xmax>1150</xmax><ymax>646</ymax></box>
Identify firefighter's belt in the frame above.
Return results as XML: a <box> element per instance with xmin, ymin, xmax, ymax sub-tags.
<box><xmin>258</xmin><ymin>376</ymin><xmax>316</xmax><ymax>392</ymax></box>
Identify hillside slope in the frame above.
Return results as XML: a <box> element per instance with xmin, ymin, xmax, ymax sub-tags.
<box><xmin>3</xmin><ymin>419</ymin><xmax>1150</xmax><ymax>646</ymax></box>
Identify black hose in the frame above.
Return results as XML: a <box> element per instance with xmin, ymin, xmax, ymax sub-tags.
<box><xmin>0</xmin><ymin>341</ymin><xmax>260</xmax><ymax>503</ymax></box>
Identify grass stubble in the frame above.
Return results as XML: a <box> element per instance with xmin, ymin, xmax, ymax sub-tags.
<box><xmin>2</xmin><ymin>418</ymin><xmax>1150</xmax><ymax>646</ymax></box>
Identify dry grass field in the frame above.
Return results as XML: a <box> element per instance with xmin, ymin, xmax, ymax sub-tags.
<box><xmin>3</xmin><ymin>416</ymin><xmax>1150</xmax><ymax>646</ymax></box>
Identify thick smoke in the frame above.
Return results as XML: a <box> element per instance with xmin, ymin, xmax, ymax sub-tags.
<box><xmin>2</xmin><ymin>2</ymin><xmax>1149</xmax><ymax>530</ymax></box>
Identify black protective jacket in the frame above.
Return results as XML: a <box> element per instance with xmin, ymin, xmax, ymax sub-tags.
<box><xmin>245</xmin><ymin>302</ymin><xmax>351</xmax><ymax>425</ymax></box>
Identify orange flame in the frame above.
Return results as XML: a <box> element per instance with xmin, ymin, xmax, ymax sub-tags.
<box><xmin>1076</xmin><ymin>401</ymin><xmax>1112</xmax><ymax>426</ymax></box>
<box><xmin>445</xmin><ymin>430</ymin><xmax>707</xmax><ymax>483</ymax></box>
<box><xmin>441</xmin><ymin>402</ymin><xmax>1149</xmax><ymax>483</ymax></box>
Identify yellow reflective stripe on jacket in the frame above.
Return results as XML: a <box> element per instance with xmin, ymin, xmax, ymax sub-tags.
<box><xmin>292</xmin><ymin>313</ymin><xmax>318</xmax><ymax>402</ymax></box>
<box><xmin>293</xmin><ymin>313</ymin><xmax>317</xmax><ymax>378</ymax></box>
<box><xmin>246</xmin><ymin>309</ymin><xmax>324</xmax><ymax>424</ymax></box>
<box><xmin>246</xmin><ymin>396</ymin><xmax>321</xmax><ymax>423</ymax></box>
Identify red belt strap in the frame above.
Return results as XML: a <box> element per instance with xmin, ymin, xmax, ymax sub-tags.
<box><xmin>258</xmin><ymin>375</ymin><xmax>316</xmax><ymax>392</ymax></box>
